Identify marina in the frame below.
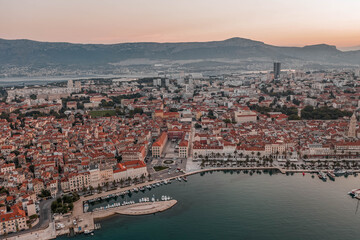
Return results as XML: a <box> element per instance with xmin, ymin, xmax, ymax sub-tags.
<box><xmin>58</xmin><ymin>172</ymin><xmax>360</xmax><ymax>240</ymax></box>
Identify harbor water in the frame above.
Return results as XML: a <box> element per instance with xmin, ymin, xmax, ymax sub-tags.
<box><xmin>60</xmin><ymin>171</ymin><xmax>360</xmax><ymax>240</ymax></box>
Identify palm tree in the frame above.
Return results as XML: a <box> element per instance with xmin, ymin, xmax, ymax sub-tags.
<box><xmin>140</xmin><ymin>174</ymin><xmax>145</xmax><ymax>182</ymax></box>
<box><xmin>120</xmin><ymin>179</ymin><xmax>124</xmax><ymax>187</ymax></box>
<box><xmin>89</xmin><ymin>186</ymin><xmax>94</xmax><ymax>194</ymax></box>
<box><xmin>133</xmin><ymin>177</ymin><xmax>138</xmax><ymax>184</ymax></box>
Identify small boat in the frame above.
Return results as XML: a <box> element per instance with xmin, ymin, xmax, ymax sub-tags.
<box><xmin>327</xmin><ymin>171</ymin><xmax>336</xmax><ymax>180</ymax></box>
<box><xmin>348</xmin><ymin>189</ymin><xmax>360</xmax><ymax>197</ymax></box>
<box><xmin>318</xmin><ymin>171</ymin><xmax>327</xmax><ymax>181</ymax></box>
<box><xmin>139</xmin><ymin>187</ymin><xmax>145</xmax><ymax>192</ymax></box>
<box><xmin>84</xmin><ymin>229</ymin><xmax>94</xmax><ymax>235</ymax></box>
<box><xmin>183</xmin><ymin>177</ymin><xmax>188</xmax><ymax>182</ymax></box>
<box><xmin>334</xmin><ymin>168</ymin><xmax>346</xmax><ymax>176</ymax></box>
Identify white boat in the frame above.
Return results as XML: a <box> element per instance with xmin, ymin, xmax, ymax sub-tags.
<box><xmin>348</xmin><ymin>189</ymin><xmax>360</xmax><ymax>197</ymax></box>
<box><xmin>318</xmin><ymin>171</ymin><xmax>327</xmax><ymax>181</ymax></box>
<box><xmin>84</xmin><ymin>229</ymin><xmax>94</xmax><ymax>235</ymax></box>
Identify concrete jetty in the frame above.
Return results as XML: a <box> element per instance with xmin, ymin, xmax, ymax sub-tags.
<box><xmin>92</xmin><ymin>200</ymin><xmax>177</xmax><ymax>218</ymax></box>
<box><xmin>66</xmin><ymin>200</ymin><xmax>177</xmax><ymax>236</ymax></box>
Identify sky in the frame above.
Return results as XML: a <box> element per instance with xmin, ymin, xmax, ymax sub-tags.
<box><xmin>0</xmin><ymin>0</ymin><xmax>359</xmax><ymax>47</ymax></box>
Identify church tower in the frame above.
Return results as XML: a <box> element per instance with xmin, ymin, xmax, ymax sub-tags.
<box><xmin>348</xmin><ymin>112</ymin><xmax>357</xmax><ymax>138</ymax></box>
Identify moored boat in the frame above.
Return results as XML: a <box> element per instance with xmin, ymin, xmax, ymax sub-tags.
<box><xmin>327</xmin><ymin>171</ymin><xmax>336</xmax><ymax>180</ymax></box>
<box><xmin>348</xmin><ymin>189</ymin><xmax>360</xmax><ymax>197</ymax></box>
<box><xmin>334</xmin><ymin>168</ymin><xmax>346</xmax><ymax>176</ymax></box>
<box><xmin>318</xmin><ymin>171</ymin><xmax>327</xmax><ymax>181</ymax></box>
<box><xmin>84</xmin><ymin>229</ymin><xmax>94</xmax><ymax>235</ymax></box>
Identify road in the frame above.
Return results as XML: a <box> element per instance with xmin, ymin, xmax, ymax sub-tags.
<box><xmin>1</xmin><ymin>198</ymin><xmax>53</xmax><ymax>239</ymax></box>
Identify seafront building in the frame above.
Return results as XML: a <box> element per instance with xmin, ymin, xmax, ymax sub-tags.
<box><xmin>152</xmin><ymin>132</ymin><xmax>168</xmax><ymax>158</ymax></box>
<box><xmin>0</xmin><ymin>205</ymin><xmax>28</xmax><ymax>235</ymax></box>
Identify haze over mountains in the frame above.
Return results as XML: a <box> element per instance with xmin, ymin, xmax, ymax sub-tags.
<box><xmin>0</xmin><ymin>37</ymin><xmax>359</xmax><ymax>77</ymax></box>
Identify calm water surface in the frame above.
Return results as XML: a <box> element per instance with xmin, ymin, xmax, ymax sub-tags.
<box><xmin>60</xmin><ymin>171</ymin><xmax>360</xmax><ymax>240</ymax></box>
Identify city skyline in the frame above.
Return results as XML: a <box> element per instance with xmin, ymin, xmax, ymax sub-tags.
<box><xmin>1</xmin><ymin>0</ymin><xmax>360</xmax><ymax>47</ymax></box>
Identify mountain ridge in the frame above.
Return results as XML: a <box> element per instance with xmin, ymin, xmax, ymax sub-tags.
<box><xmin>0</xmin><ymin>37</ymin><xmax>359</xmax><ymax>68</ymax></box>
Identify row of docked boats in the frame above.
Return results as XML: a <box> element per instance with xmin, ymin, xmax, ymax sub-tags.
<box><xmin>93</xmin><ymin>195</ymin><xmax>174</xmax><ymax>212</ymax></box>
<box><xmin>85</xmin><ymin>176</ymin><xmax>188</xmax><ymax>211</ymax></box>
<box><xmin>139</xmin><ymin>195</ymin><xmax>172</xmax><ymax>203</ymax></box>
<box><xmin>317</xmin><ymin>169</ymin><xmax>357</xmax><ymax>181</ymax></box>
<box><xmin>92</xmin><ymin>200</ymin><xmax>137</xmax><ymax>212</ymax></box>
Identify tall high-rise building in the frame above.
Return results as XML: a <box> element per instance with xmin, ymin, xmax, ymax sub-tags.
<box><xmin>74</xmin><ymin>81</ymin><xmax>81</xmax><ymax>90</ymax></box>
<box><xmin>273</xmin><ymin>62</ymin><xmax>281</xmax><ymax>79</ymax></box>
<box><xmin>67</xmin><ymin>79</ymin><xmax>73</xmax><ymax>89</ymax></box>
<box><xmin>355</xmin><ymin>68</ymin><xmax>360</xmax><ymax>77</ymax></box>
<box><xmin>348</xmin><ymin>112</ymin><xmax>357</xmax><ymax>138</ymax></box>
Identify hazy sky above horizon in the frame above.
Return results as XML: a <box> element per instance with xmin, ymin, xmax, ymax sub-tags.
<box><xmin>1</xmin><ymin>0</ymin><xmax>359</xmax><ymax>47</ymax></box>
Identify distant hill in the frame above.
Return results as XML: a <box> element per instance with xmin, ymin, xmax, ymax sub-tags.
<box><xmin>339</xmin><ymin>46</ymin><xmax>360</xmax><ymax>52</ymax></box>
<box><xmin>0</xmin><ymin>37</ymin><xmax>359</xmax><ymax>68</ymax></box>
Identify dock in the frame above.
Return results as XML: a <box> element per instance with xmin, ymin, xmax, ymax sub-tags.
<box><xmin>92</xmin><ymin>200</ymin><xmax>177</xmax><ymax>218</ymax></box>
<box><xmin>63</xmin><ymin>200</ymin><xmax>177</xmax><ymax>235</ymax></box>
